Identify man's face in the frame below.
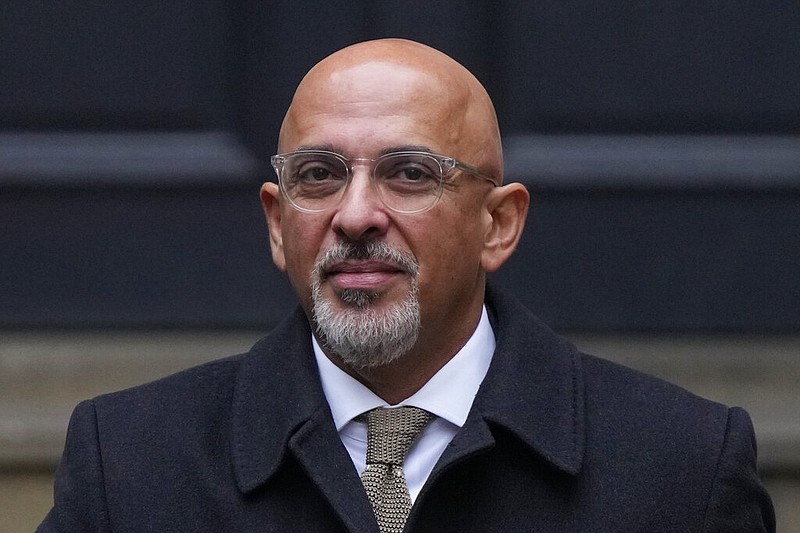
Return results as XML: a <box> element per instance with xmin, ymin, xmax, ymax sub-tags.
<box><xmin>264</xmin><ymin>60</ymin><xmax>495</xmax><ymax>367</ymax></box>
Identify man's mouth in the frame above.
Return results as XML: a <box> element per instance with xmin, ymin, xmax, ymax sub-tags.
<box><xmin>323</xmin><ymin>259</ymin><xmax>407</xmax><ymax>291</ymax></box>
<box><xmin>313</xmin><ymin>240</ymin><xmax>419</xmax><ymax>295</ymax></box>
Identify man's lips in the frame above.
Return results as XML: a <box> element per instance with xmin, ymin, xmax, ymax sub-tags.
<box><xmin>323</xmin><ymin>260</ymin><xmax>406</xmax><ymax>289</ymax></box>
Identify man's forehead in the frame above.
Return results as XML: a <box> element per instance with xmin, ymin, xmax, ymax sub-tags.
<box><xmin>278</xmin><ymin>39</ymin><xmax>503</xmax><ymax>180</ymax></box>
<box><xmin>293</xmin><ymin>59</ymin><xmax>459</xmax><ymax>114</ymax></box>
<box><xmin>281</xmin><ymin>61</ymin><xmax>463</xmax><ymax>152</ymax></box>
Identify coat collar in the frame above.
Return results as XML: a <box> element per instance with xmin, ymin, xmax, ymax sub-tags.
<box><xmin>230</xmin><ymin>282</ymin><xmax>586</xmax><ymax>497</ymax></box>
<box><xmin>230</xmin><ymin>306</ymin><xmax>378</xmax><ymax>531</ymax></box>
<box><xmin>231</xmin><ymin>306</ymin><xmax>326</xmax><ymax>493</ymax></box>
<box><xmin>470</xmin><ymin>282</ymin><xmax>586</xmax><ymax>476</ymax></box>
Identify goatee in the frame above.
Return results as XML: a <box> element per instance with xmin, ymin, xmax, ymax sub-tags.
<box><xmin>311</xmin><ymin>241</ymin><xmax>420</xmax><ymax>369</ymax></box>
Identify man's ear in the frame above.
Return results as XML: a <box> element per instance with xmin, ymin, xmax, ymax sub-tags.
<box><xmin>260</xmin><ymin>182</ymin><xmax>287</xmax><ymax>272</ymax></box>
<box><xmin>481</xmin><ymin>183</ymin><xmax>530</xmax><ymax>272</ymax></box>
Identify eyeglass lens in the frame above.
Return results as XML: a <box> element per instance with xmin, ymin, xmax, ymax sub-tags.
<box><xmin>280</xmin><ymin>152</ymin><xmax>445</xmax><ymax>213</ymax></box>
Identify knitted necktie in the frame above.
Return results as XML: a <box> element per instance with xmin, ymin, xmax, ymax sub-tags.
<box><xmin>359</xmin><ymin>407</ymin><xmax>433</xmax><ymax>533</ymax></box>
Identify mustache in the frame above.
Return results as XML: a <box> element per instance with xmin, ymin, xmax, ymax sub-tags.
<box><xmin>314</xmin><ymin>241</ymin><xmax>419</xmax><ymax>277</ymax></box>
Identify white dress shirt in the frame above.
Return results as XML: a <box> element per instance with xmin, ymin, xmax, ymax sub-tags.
<box><xmin>313</xmin><ymin>306</ymin><xmax>495</xmax><ymax>503</ymax></box>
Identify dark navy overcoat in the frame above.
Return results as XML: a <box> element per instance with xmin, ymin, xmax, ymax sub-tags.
<box><xmin>39</xmin><ymin>285</ymin><xmax>775</xmax><ymax>532</ymax></box>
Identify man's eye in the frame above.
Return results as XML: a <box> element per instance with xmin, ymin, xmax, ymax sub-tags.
<box><xmin>395</xmin><ymin>166</ymin><xmax>429</xmax><ymax>181</ymax></box>
<box><xmin>298</xmin><ymin>166</ymin><xmax>335</xmax><ymax>182</ymax></box>
<box><xmin>287</xmin><ymin>158</ymin><xmax>346</xmax><ymax>184</ymax></box>
<box><xmin>379</xmin><ymin>161</ymin><xmax>440</xmax><ymax>196</ymax></box>
<box><xmin>384</xmin><ymin>162</ymin><xmax>438</xmax><ymax>183</ymax></box>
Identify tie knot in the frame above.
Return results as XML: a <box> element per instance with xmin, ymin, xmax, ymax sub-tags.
<box><xmin>363</xmin><ymin>407</ymin><xmax>433</xmax><ymax>466</ymax></box>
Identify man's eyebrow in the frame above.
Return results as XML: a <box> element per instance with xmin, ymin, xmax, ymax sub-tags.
<box><xmin>379</xmin><ymin>145</ymin><xmax>434</xmax><ymax>156</ymax></box>
<box><xmin>293</xmin><ymin>143</ymin><xmax>341</xmax><ymax>153</ymax></box>
<box><xmin>290</xmin><ymin>145</ymin><xmax>436</xmax><ymax>157</ymax></box>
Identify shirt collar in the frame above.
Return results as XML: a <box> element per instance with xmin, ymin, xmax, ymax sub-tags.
<box><xmin>314</xmin><ymin>306</ymin><xmax>496</xmax><ymax>431</ymax></box>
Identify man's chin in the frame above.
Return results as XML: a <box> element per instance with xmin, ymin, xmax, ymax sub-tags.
<box><xmin>311</xmin><ymin>282</ymin><xmax>421</xmax><ymax>369</ymax></box>
<box><xmin>335</xmin><ymin>287</ymin><xmax>381</xmax><ymax>308</ymax></box>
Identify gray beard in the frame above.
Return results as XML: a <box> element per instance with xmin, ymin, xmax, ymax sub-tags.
<box><xmin>310</xmin><ymin>241</ymin><xmax>421</xmax><ymax>369</ymax></box>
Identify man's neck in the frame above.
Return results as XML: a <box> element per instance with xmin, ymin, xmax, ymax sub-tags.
<box><xmin>321</xmin><ymin>311</ymin><xmax>484</xmax><ymax>404</ymax></box>
<box><xmin>332</xmin><ymin>351</ymin><xmax>450</xmax><ymax>405</ymax></box>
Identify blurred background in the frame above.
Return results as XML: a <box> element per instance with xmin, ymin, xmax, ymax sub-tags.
<box><xmin>1</xmin><ymin>1</ymin><xmax>799</xmax><ymax>530</ymax></box>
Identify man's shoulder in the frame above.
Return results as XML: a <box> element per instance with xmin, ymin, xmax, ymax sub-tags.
<box><xmin>581</xmin><ymin>350</ymin><xmax>729</xmax><ymax>415</ymax></box>
<box><xmin>89</xmin><ymin>350</ymin><xmax>250</xmax><ymax>428</ymax></box>
<box><xmin>487</xmin><ymin>283</ymin><xmax>737</xmax><ymax>447</ymax></box>
<box><xmin>89</xmin><ymin>308</ymin><xmax>313</xmax><ymax>419</ymax></box>
<box><xmin>575</xmin><ymin>350</ymin><xmax>746</xmax><ymax>466</ymax></box>
<box><xmin>488</xmin><ymin>282</ymin><xmax>730</xmax><ymax>416</ymax></box>
<box><xmin>579</xmin><ymin>350</ymin><xmax>723</xmax><ymax>410</ymax></box>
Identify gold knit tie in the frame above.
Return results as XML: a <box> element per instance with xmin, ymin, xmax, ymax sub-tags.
<box><xmin>359</xmin><ymin>407</ymin><xmax>433</xmax><ymax>533</ymax></box>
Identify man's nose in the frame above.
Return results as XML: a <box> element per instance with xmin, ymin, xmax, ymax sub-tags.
<box><xmin>330</xmin><ymin>166</ymin><xmax>390</xmax><ymax>241</ymax></box>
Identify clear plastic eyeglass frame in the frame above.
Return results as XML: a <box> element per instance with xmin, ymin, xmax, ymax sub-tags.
<box><xmin>270</xmin><ymin>149</ymin><xmax>498</xmax><ymax>214</ymax></box>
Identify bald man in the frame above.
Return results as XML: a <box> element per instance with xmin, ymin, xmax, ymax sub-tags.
<box><xmin>40</xmin><ymin>39</ymin><xmax>774</xmax><ymax>532</ymax></box>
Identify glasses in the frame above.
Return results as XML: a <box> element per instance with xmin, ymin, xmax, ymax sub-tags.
<box><xmin>270</xmin><ymin>150</ymin><xmax>498</xmax><ymax>214</ymax></box>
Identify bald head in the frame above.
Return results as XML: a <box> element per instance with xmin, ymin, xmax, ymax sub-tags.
<box><xmin>261</xmin><ymin>40</ymin><xmax>530</xmax><ymax>393</ymax></box>
<box><xmin>278</xmin><ymin>39</ymin><xmax>503</xmax><ymax>182</ymax></box>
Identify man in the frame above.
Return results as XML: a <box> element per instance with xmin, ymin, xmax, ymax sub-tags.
<box><xmin>40</xmin><ymin>39</ymin><xmax>774</xmax><ymax>532</ymax></box>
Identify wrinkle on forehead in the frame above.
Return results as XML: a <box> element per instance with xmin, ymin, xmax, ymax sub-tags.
<box><xmin>279</xmin><ymin>39</ymin><xmax>503</xmax><ymax>182</ymax></box>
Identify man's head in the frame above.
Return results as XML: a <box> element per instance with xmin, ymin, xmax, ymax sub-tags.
<box><xmin>261</xmin><ymin>39</ymin><xmax>528</xmax><ymax>383</ymax></box>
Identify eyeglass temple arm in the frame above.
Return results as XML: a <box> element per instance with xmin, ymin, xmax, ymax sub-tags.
<box><xmin>454</xmin><ymin>160</ymin><xmax>499</xmax><ymax>186</ymax></box>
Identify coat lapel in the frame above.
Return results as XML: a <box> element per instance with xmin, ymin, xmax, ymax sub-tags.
<box><xmin>230</xmin><ymin>307</ymin><xmax>320</xmax><ymax>493</ymax></box>
<box><xmin>288</xmin><ymin>408</ymin><xmax>379</xmax><ymax>533</ymax></box>
<box><xmin>433</xmin><ymin>283</ymin><xmax>586</xmax><ymax>477</ymax></box>
<box><xmin>229</xmin><ymin>306</ymin><xmax>377</xmax><ymax>532</ymax></box>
